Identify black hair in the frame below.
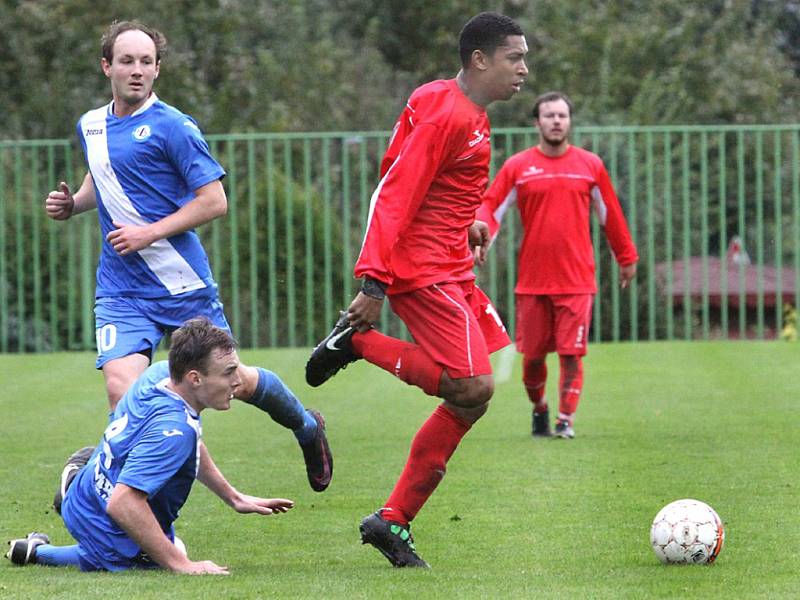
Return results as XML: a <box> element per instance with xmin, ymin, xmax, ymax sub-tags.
<box><xmin>459</xmin><ymin>12</ymin><xmax>524</xmax><ymax>68</ymax></box>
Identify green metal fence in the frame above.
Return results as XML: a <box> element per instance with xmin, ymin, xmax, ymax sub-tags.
<box><xmin>2</xmin><ymin>125</ymin><xmax>799</xmax><ymax>353</ymax></box>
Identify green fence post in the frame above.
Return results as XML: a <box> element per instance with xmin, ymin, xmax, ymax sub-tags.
<box><xmin>628</xmin><ymin>131</ymin><xmax>638</xmax><ymax>341</ymax></box>
<box><xmin>341</xmin><ymin>137</ymin><xmax>352</xmax><ymax>305</ymax></box>
<box><xmin>247</xmin><ymin>139</ymin><xmax>259</xmax><ymax>348</ymax></box>
<box><xmin>755</xmin><ymin>131</ymin><xmax>765</xmax><ymax>339</ymax></box>
<box><xmin>773</xmin><ymin>131</ymin><xmax>783</xmax><ymax>335</ymax></box>
<box><xmin>718</xmin><ymin>133</ymin><xmax>728</xmax><ymax>338</ymax></box>
<box><xmin>700</xmin><ymin>131</ymin><xmax>710</xmax><ymax>340</ymax></box>
<box><xmin>285</xmin><ymin>139</ymin><xmax>296</xmax><ymax>348</ymax></box>
<box><xmin>32</xmin><ymin>148</ymin><xmax>43</xmax><ymax>351</ymax></box>
<box><xmin>303</xmin><ymin>138</ymin><xmax>315</xmax><ymax>346</ymax></box>
<box><xmin>0</xmin><ymin>148</ymin><xmax>6</xmax><ymax>352</ymax></box>
<box><xmin>646</xmin><ymin>130</ymin><xmax>656</xmax><ymax>340</ymax></box>
<box><xmin>682</xmin><ymin>132</ymin><xmax>692</xmax><ymax>340</ymax></box>
<box><xmin>14</xmin><ymin>147</ymin><xmax>25</xmax><ymax>351</ymax></box>
<box><xmin>322</xmin><ymin>138</ymin><xmax>333</xmax><ymax>328</ymax></box>
<box><xmin>736</xmin><ymin>131</ymin><xmax>746</xmax><ymax>337</ymax></box>
<box><xmin>266</xmin><ymin>140</ymin><xmax>277</xmax><ymax>346</ymax></box>
<box><xmin>663</xmin><ymin>132</ymin><xmax>674</xmax><ymax>340</ymax></box>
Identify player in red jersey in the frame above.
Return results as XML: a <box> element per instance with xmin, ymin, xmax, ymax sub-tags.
<box><xmin>475</xmin><ymin>91</ymin><xmax>638</xmax><ymax>439</ymax></box>
<box><xmin>305</xmin><ymin>12</ymin><xmax>528</xmax><ymax>567</ymax></box>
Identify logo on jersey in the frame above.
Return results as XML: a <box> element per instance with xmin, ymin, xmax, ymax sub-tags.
<box><xmin>468</xmin><ymin>129</ymin><xmax>486</xmax><ymax>147</ymax></box>
<box><xmin>132</xmin><ymin>125</ymin><xmax>152</xmax><ymax>141</ymax></box>
<box><xmin>85</xmin><ymin>128</ymin><xmax>104</xmax><ymax>136</ymax></box>
<box><xmin>522</xmin><ymin>165</ymin><xmax>545</xmax><ymax>177</ymax></box>
<box><xmin>162</xmin><ymin>428</ymin><xmax>184</xmax><ymax>437</ymax></box>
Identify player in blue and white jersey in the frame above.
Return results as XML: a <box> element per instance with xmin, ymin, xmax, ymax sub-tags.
<box><xmin>44</xmin><ymin>20</ymin><xmax>332</xmax><ymax>492</ymax></box>
<box><xmin>6</xmin><ymin>318</ymin><xmax>294</xmax><ymax>574</ymax></box>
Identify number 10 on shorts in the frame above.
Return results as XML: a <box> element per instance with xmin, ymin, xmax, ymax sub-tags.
<box><xmin>96</xmin><ymin>324</ymin><xmax>118</xmax><ymax>353</ymax></box>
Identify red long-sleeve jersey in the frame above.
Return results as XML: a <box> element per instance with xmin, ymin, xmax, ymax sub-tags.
<box><xmin>355</xmin><ymin>79</ymin><xmax>492</xmax><ymax>294</ymax></box>
<box><xmin>477</xmin><ymin>145</ymin><xmax>638</xmax><ymax>295</ymax></box>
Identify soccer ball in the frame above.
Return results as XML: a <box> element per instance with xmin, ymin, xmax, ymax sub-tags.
<box><xmin>650</xmin><ymin>499</ymin><xmax>724</xmax><ymax>564</ymax></box>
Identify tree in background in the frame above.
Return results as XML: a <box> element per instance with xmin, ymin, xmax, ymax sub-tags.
<box><xmin>1</xmin><ymin>0</ymin><xmax>798</xmax><ymax>139</ymax></box>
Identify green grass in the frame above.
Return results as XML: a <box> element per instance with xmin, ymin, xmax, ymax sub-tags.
<box><xmin>1</xmin><ymin>341</ymin><xmax>798</xmax><ymax>599</ymax></box>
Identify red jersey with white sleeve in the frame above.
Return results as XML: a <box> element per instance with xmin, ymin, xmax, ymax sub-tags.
<box><xmin>355</xmin><ymin>79</ymin><xmax>492</xmax><ymax>294</ymax></box>
<box><xmin>476</xmin><ymin>145</ymin><xmax>638</xmax><ymax>294</ymax></box>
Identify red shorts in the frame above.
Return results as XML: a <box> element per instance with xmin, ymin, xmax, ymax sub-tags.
<box><xmin>515</xmin><ymin>293</ymin><xmax>593</xmax><ymax>358</ymax></box>
<box><xmin>389</xmin><ymin>281</ymin><xmax>511</xmax><ymax>379</ymax></box>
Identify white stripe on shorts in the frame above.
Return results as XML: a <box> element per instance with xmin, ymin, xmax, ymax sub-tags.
<box><xmin>432</xmin><ymin>284</ymin><xmax>473</xmax><ymax>377</ymax></box>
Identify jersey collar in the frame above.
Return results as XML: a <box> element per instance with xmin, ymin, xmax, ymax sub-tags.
<box><xmin>107</xmin><ymin>93</ymin><xmax>159</xmax><ymax>119</ymax></box>
<box><xmin>156</xmin><ymin>376</ymin><xmax>200</xmax><ymax>418</ymax></box>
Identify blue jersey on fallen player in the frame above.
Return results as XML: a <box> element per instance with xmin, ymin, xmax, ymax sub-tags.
<box><xmin>8</xmin><ymin>317</ymin><xmax>297</xmax><ymax>574</ymax></box>
<box><xmin>61</xmin><ymin>361</ymin><xmax>201</xmax><ymax>571</ymax></box>
<box><xmin>77</xmin><ymin>94</ymin><xmax>225</xmax><ymax>299</ymax></box>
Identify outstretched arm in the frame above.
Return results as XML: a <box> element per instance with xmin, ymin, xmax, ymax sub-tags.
<box><xmin>106</xmin><ymin>483</ymin><xmax>229</xmax><ymax>575</ymax></box>
<box><xmin>197</xmin><ymin>441</ymin><xmax>294</xmax><ymax>515</ymax></box>
<box><xmin>106</xmin><ymin>179</ymin><xmax>227</xmax><ymax>256</ymax></box>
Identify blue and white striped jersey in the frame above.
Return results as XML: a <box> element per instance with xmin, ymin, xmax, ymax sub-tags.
<box><xmin>77</xmin><ymin>94</ymin><xmax>225</xmax><ymax>298</ymax></box>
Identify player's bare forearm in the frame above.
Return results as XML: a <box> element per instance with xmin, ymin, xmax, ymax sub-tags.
<box><xmin>107</xmin><ymin>179</ymin><xmax>227</xmax><ymax>255</ymax></box>
<box><xmin>71</xmin><ymin>173</ymin><xmax>99</xmax><ymax>214</ymax></box>
<box><xmin>347</xmin><ymin>291</ymin><xmax>383</xmax><ymax>332</ymax></box>
<box><xmin>106</xmin><ymin>483</ymin><xmax>228</xmax><ymax>574</ymax></box>
<box><xmin>197</xmin><ymin>442</ymin><xmax>238</xmax><ymax>505</ymax></box>
<box><xmin>150</xmin><ymin>179</ymin><xmax>227</xmax><ymax>239</ymax></box>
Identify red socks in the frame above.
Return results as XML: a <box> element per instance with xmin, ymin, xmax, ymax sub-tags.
<box><xmin>524</xmin><ymin>355</ymin><xmax>583</xmax><ymax>423</ymax></box>
<box><xmin>352</xmin><ymin>329</ymin><xmax>443</xmax><ymax>397</ymax></box>
<box><xmin>381</xmin><ymin>404</ymin><xmax>472</xmax><ymax>525</ymax></box>
<box><xmin>558</xmin><ymin>355</ymin><xmax>583</xmax><ymax>421</ymax></box>
<box><xmin>522</xmin><ymin>356</ymin><xmax>548</xmax><ymax>414</ymax></box>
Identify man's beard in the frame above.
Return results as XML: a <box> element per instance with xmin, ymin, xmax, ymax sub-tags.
<box><xmin>542</xmin><ymin>132</ymin><xmax>566</xmax><ymax>147</ymax></box>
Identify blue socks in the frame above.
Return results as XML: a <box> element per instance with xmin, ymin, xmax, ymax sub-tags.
<box><xmin>247</xmin><ymin>369</ymin><xmax>319</xmax><ymax>445</ymax></box>
<box><xmin>36</xmin><ymin>544</ymin><xmax>82</xmax><ymax>567</ymax></box>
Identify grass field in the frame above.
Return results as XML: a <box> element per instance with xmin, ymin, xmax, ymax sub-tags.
<box><xmin>1</xmin><ymin>341</ymin><xmax>798</xmax><ymax>599</ymax></box>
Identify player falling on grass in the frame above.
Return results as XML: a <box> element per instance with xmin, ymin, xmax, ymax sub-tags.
<box><xmin>475</xmin><ymin>91</ymin><xmax>638</xmax><ymax>439</ymax></box>
<box><xmin>44</xmin><ymin>20</ymin><xmax>331</xmax><ymax>494</ymax></box>
<box><xmin>6</xmin><ymin>318</ymin><xmax>294</xmax><ymax>574</ymax></box>
<box><xmin>305</xmin><ymin>12</ymin><xmax>528</xmax><ymax>567</ymax></box>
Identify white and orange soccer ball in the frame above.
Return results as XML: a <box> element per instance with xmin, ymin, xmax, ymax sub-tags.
<box><xmin>650</xmin><ymin>499</ymin><xmax>725</xmax><ymax>564</ymax></box>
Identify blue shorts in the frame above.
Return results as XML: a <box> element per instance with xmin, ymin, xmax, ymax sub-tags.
<box><xmin>94</xmin><ymin>290</ymin><xmax>230</xmax><ymax>368</ymax></box>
